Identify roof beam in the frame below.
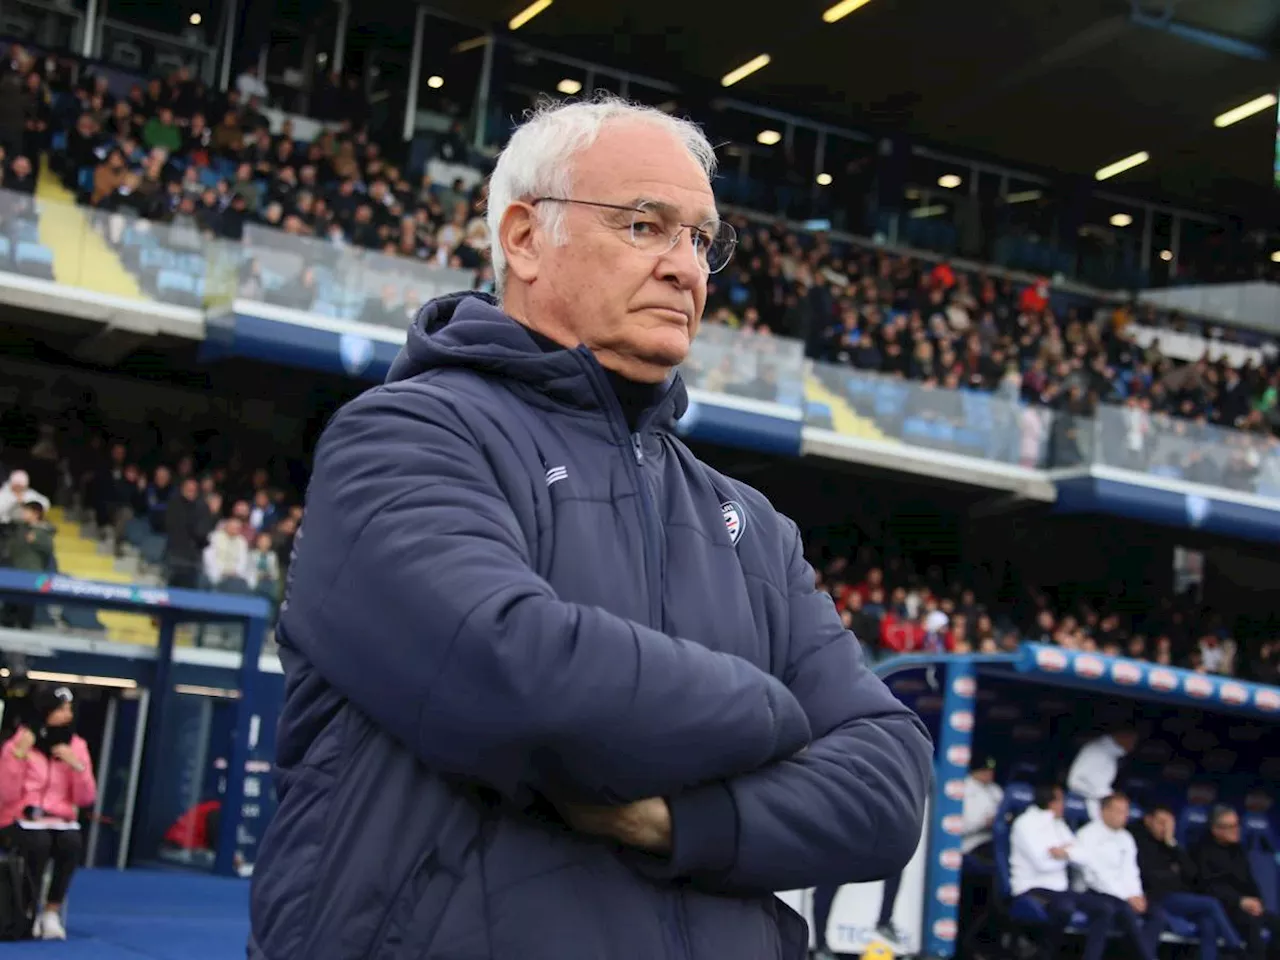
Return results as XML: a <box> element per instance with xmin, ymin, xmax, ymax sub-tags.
<box><xmin>1129</xmin><ymin>1</ymin><xmax>1272</xmax><ymax>61</ymax></box>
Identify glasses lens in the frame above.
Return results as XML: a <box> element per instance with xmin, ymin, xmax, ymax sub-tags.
<box><xmin>705</xmin><ymin>221</ymin><xmax>738</xmax><ymax>274</ymax></box>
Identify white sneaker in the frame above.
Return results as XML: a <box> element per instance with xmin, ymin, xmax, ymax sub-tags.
<box><xmin>30</xmin><ymin>912</ymin><xmax>42</xmax><ymax>939</ymax></box>
<box><xmin>39</xmin><ymin>910</ymin><xmax>66</xmax><ymax>940</ymax></box>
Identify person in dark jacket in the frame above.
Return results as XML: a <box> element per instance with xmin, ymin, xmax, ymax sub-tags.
<box><xmin>164</xmin><ymin>477</ymin><xmax>215</xmax><ymax>588</ymax></box>
<box><xmin>1132</xmin><ymin>804</ymin><xmax>1244</xmax><ymax>960</ymax></box>
<box><xmin>1</xmin><ymin>499</ymin><xmax>55</xmax><ymax>629</ymax></box>
<box><xmin>248</xmin><ymin>97</ymin><xmax>933</xmax><ymax>960</ymax></box>
<box><xmin>1193</xmin><ymin>805</ymin><xmax>1280</xmax><ymax>960</ymax></box>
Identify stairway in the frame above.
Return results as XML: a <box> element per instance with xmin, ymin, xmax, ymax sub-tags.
<box><xmin>804</xmin><ymin>371</ymin><xmax>891</xmax><ymax>441</ymax></box>
<box><xmin>46</xmin><ymin>506</ymin><xmax>159</xmax><ymax>646</ymax></box>
<box><xmin>35</xmin><ymin>159</ymin><xmax>147</xmax><ymax>301</ymax></box>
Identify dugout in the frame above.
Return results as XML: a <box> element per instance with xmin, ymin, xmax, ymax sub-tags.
<box><xmin>825</xmin><ymin>644</ymin><xmax>1280</xmax><ymax>959</ymax></box>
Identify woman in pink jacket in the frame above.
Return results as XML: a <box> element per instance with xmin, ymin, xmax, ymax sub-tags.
<box><xmin>0</xmin><ymin>684</ymin><xmax>96</xmax><ymax>941</ymax></box>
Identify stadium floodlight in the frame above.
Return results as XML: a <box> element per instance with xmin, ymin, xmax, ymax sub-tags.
<box><xmin>427</xmin><ymin>75</ymin><xmax>444</xmax><ymax>89</ymax></box>
<box><xmin>937</xmin><ymin>173</ymin><xmax>962</xmax><ymax>189</ymax></box>
<box><xmin>189</xmin><ymin>12</ymin><xmax>201</xmax><ymax>24</ymax></box>
<box><xmin>1213</xmin><ymin>93</ymin><xmax>1277</xmax><ymax>128</ymax></box>
<box><xmin>1160</xmin><ymin>249</ymin><xmax>1174</xmax><ymax>261</ymax></box>
<box><xmin>816</xmin><ymin>172</ymin><xmax>833</xmax><ymax>186</ymax></box>
<box><xmin>509</xmin><ymin>0</ymin><xmax>552</xmax><ymax>31</ymax></box>
<box><xmin>556</xmin><ymin>78</ymin><xmax>583</xmax><ymax>95</ymax></box>
<box><xmin>756</xmin><ymin>129</ymin><xmax>782</xmax><ymax>145</ymax></box>
<box><xmin>721</xmin><ymin>54</ymin><xmax>770</xmax><ymax>87</ymax></box>
<box><xmin>1272</xmin><ymin>251</ymin><xmax>1280</xmax><ymax>264</ymax></box>
<box><xmin>1109</xmin><ymin>213</ymin><xmax>1134</xmax><ymax>227</ymax></box>
<box><xmin>1095</xmin><ymin>151</ymin><xmax>1150</xmax><ymax>181</ymax></box>
<box><xmin>1005</xmin><ymin>189</ymin><xmax>1043</xmax><ymax>204</ymax></box>
<box><xmin>823</xmin><ymin>0</ymin><xmax>874</xmax><ymax>23</ymax></box>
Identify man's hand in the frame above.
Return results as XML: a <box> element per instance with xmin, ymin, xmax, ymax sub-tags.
<box><xmin>1241</xmin><ymin>897</ymin><xmax>1264</xmax><ymax>917</ymax></box>
<box><xmin>1049</xmin><ymin>845</ymin><xmax>1071</xmax><ymax>860</ymax></box>
<box><xmin>1128</xmin><ymin>896</ymin><xmax>1147</xmax><ymax>914</ymax></box>
<box><xmin>50</xmin><ymin>744</ymin><xmax>83</xmax><ymax>771</ymax></box>
<box><xmin>560</xmin><ymin>798</ymin><xmax>672</xmax><ymax>855</ymax></box>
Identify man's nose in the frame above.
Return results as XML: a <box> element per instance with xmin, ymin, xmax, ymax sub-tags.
<box><xmin>656</xmin><ymin>229</ymin><xmax>704</xmax><ymax>286</ymax></box>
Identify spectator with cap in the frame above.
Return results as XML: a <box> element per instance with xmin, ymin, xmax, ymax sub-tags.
<box><xmin>0</xmin><ymin>684</ymin><xmax>96</xmax><ymax>940</ymax></box>
<box><xmin>1194</xmin><ymin>805</ymin><xmax>1280</xmax><ymax>960</ymax></box>
<box><xmin>1132</xmin><ymin>803</ymin><xmax>1245</xmax><ymax>960</ymax></box>
<box><xmin>1</xmin><ymin>497</ymin><xmax>55</xmax><ymax>629</ymax></box>
<box><xmin>1067</xmin><ymin>727</ymin><xmax>1138</xmax><ymax>820</ymax></box>
<box><xmin>0</xmin><ymin>469</ymin><xmax>50</xmax><ymax>523</ymax></box>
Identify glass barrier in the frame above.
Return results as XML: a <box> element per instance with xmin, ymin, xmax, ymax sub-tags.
<box><xmin>681</xmin><ymin>321</ymin><xmax>806</xmax><ymax>409</ymax></box>
<box><xmin>237</xmin><ymin>225</ymin><xmax>476</xmax><ymax>324</ymax></box>
<box><xmin>1092</xmin><ymin>405</ymin><xmax>1280</xmax><ymax>500</ymax></box>
<box><xmin>0</xmin><ymin>188</ymin><xmax>237</xmax><ymax>308</ymax></box>
<box><xmin>806</xmin><ymin>360</ymin><xmax>1064</xmax><ymax>469</ymax></box>
<box><xmin>5</xmin><ymin>186</ymin><xmax>1276</xmax><ymax>503</ymax></box>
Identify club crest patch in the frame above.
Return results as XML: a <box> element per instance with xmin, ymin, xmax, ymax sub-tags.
<box><xmin>721</xmin><ymin>500</ymin><xmax>746</xmax><ymax>546</ymax></box>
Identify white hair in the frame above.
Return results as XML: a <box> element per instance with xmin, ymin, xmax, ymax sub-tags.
<box><xmin>485</xmin><ymin>95</ymin><xmax>718</xmax><ymax>298</ymax></box>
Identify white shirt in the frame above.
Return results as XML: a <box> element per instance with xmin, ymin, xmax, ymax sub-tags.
<box><xmin>203</xmin><ymin>529</ymin><xmax>249</xmax><ymax>585</ymax></box>
<box><xmin>960</xmin><ymin>776</ymin><xmax>1004</xmax><ymax>854</ymax></box>
<box><xmin>1075</xmin><ymin>820</ymin><xmax>1143</xmax><ymax>901</ymax></box>
<box><xmin>1066</xmin><ymin>735</ymin><xmax>1127</xmax><ymax>804</ymax></box>
<box><xmin>1010</xmin><ymin>806</ymin><xmax>1077</xmax><ymax>896</ymax></box>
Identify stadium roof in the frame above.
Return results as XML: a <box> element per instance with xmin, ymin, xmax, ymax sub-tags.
<box><xmin>425</xmin><ymin>0</ymin><xmax>1280</xmax><ymax>222</ymax></box>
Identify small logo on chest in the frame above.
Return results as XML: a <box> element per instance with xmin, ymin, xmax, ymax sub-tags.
<box><xmin>545</xmin><ymin>466</ymin><xmax>568</xmax><ymax>487</ymax></box>
<box><xmin>721</xmin><ymin>500</ymin><xmax>746</xmax><ymax>546</ymax></box>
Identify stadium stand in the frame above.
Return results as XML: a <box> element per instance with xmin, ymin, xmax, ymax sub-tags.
<box><xmin>1</xmin><ymin>44</ymin><xmax>1275</xmax><ymax>497</ymax></box>
<box><xmin>3</xmin><ymin>12</ymin><xmax>1280</xmax><ymax>960</ymax></box>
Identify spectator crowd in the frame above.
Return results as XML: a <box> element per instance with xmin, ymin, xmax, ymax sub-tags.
<box><xmin>813</xmin><ymin>545</ymin><xmax>1280</xmax><ymax>686</ymax></box>
<box><xmin>1</xmin><ymin>41</ymin><xmax>1278</xmax><ymax>468</ymax></box>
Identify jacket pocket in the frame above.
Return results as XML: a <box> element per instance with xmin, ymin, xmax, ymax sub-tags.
<box><xmin>767</xmin><ymin>895</ymin><xmax>810</xmax><ymax>960</ymax></box>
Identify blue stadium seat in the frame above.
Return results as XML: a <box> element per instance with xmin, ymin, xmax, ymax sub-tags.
<box><xmin>61</xmin><ymin>603</ymin><xmax>105</xmax><ymax>632</ymax></box>
<box><xmin>1249</xmin><ymin>848</ymin><xmax>1278</xmax><ymax>914</ymax></box>
<box><xmin>124</xmin><ymin>516</ymin><xmax>151</xmax><ymax>547</ymax></box>
<box><xmin>1245</xmin><ymin>814</ymin><xmax>1278</xmax><ymax>852</ymax></box>
<box><xmin>1063</xmin><ymin>792</ymin><xmax>1090</xmax><ymax>830</ymax></box>
<box><xmin>0</xmin><ymin>234</ymin><xmax>11</xmax><ymax>263</ymax></box>
<box><xmin>140</xmin><ymin>534</ymin><xmax>166</xmax><ymax>567</ymax></box>
<box><xmin>1177</xmin><ymin>805</ymin><xmax>1210</xmax><ymax>848</ymax></box>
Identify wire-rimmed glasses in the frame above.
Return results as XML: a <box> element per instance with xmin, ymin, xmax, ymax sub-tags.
<box><xmin>532</xmin><ymin>197</ymin><xmax>738</xmax><ymax>274</ymax></box>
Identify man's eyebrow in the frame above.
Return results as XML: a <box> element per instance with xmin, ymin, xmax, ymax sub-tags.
<box><xmin>630</xmin><ymin>197</ymin><xmax>720</xmax><ymax>226</ymax></box>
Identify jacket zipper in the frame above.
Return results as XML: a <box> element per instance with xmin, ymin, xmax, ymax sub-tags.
<box><xmin>577</xmin><ymin>351</ymin><xmax>666</xmax><ymax>632</ymax></box>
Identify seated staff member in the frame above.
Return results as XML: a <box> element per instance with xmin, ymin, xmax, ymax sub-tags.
<box><xmin>1132</xmin><ymin>803</ymin><xmax>1245</xmax><ymax>960</ymax></box>
<box><xmin>1010</xmin><ymin>784</ymin><xmax>1145</xmax><ymax>960</ymax></box>
<box><xmin>1072</xmin><ymin>794</ymin><xmax>1157</xmax><ymax>960</ymax></box>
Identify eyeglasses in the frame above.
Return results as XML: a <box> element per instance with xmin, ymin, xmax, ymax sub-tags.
<box><xmin>532</xmin><ymin>197</ymin><xmax>737</xmax><ymax>275</ymax></box>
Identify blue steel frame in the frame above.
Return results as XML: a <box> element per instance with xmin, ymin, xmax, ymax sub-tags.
<box><xmin>0</xmin><ymin>569</ymin><xmax>272</xmax><ymax>876</ymax></box>
<box><xmin>872</xmin><ymin>647</ymin><xmax>1280</xmax><ymax>958</ymax></box>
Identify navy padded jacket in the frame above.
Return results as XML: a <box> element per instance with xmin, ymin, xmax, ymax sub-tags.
<box><xmin>247</xmin><ymin>292</ymin><xmax>932</xmax><ymax>960</ymax></box>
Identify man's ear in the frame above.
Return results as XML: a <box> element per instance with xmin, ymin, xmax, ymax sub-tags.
<box><xmin>500</xmin><ymin>201</ymin><xmax>541</xmax><ymax>286</ymax></box>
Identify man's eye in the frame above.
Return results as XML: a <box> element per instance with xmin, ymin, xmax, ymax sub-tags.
<box><xmin>633</xmin><ymin>219</ymin><xmax>663</xmax><ymax>236</ymax></box>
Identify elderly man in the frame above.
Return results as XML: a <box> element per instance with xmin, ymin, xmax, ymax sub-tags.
<box><xmin>248</xmin><ymin>98</ymin><xmax>932</xmax><ymax>960</ymax></box>
<box><xmin>1194</xmin><ymin>805</ymin><xmax>1280</xmax><ymax>960</ymax></box>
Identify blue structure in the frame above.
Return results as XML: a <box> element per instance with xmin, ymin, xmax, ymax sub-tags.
<box><xmin>879</xmin><ymin>645</ymin><xmax>1280</xmax><ymax>958</ymax></box>
<box><xmin>0</xmin><ymin>570</ymin><xmax>272</xmax><ymax>877</ymax></box>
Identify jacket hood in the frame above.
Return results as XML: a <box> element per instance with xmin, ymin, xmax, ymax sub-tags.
<box><xmin>386</xmin><ymin>291</ymin><xmax>688</xmax><ymax>425</ymax></box>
